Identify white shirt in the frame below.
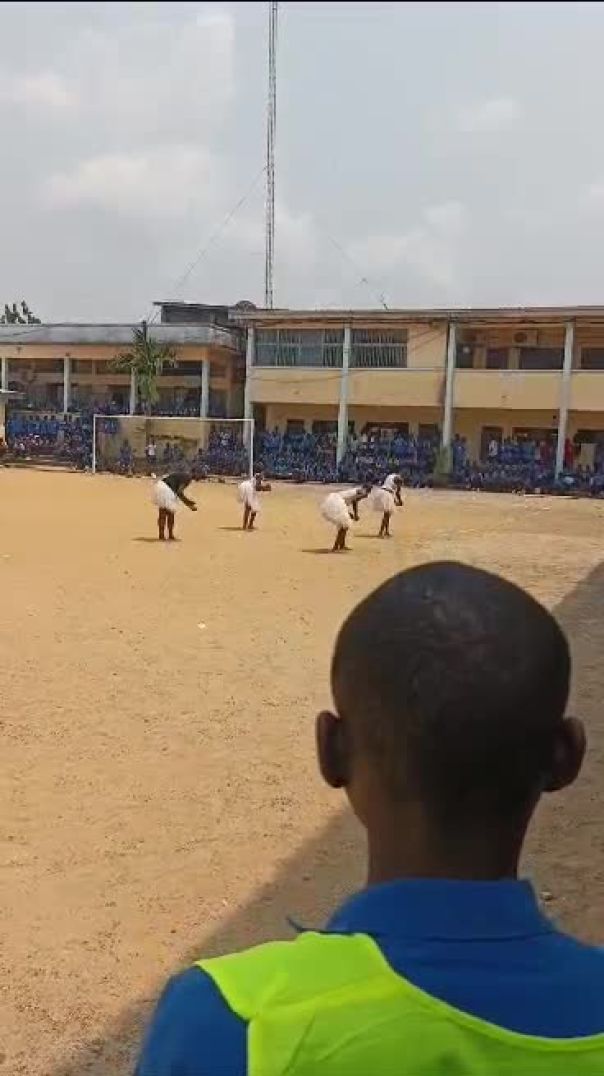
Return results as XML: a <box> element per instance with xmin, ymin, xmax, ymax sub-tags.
<box><xmin>382</xmin><ymin>473</ymin><xmax>399</xmax><ymax>493</ymax></box>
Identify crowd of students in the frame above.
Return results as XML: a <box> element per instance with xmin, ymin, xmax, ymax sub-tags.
<box><xmin>5</xmin><ymin>412</ymin><xmax>604</xmax><ymax>497</ymax></box>
<box><xmin>3</xmin><ymin>412</ymin><xmax>93</xmax><ymax>468</ymax></box>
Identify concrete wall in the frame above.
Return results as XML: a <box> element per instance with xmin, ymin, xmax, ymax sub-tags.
<box><xmin>454</xmin><ymin>371</ymin><xmax>562</xmax><ymax>411</ymax></box>
<box><xmin>252</xmin><ymin>368</ymin><xmax>342</xmax><ymax>407</ymax></box>
<box><xmin>407</xmin><ymin>324</ymin><xmax>447</xmax><ymax>368</ymax></box>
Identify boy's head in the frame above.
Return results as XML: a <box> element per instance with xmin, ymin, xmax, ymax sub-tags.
<box><xmin>317</xmin><ymin>562</ymin><xmax>585</xmax><ymax>878</ymax></box>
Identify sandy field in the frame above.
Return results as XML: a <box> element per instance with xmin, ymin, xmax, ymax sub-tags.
<box><xmin>2</xmin><ymin>469</ymin><xmax>603</xmax><ymax>1074</ymax></box>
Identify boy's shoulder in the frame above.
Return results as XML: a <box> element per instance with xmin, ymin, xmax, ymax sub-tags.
<box><xmin>135</xmin><ymin>965</ymin><xmax>246</xmax><ymax>1076</ymax></box>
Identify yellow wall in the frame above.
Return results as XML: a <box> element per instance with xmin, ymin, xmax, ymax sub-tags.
<box><xmin>454</xmin><ymin>370</ymin><xmax>562</xmax><ymax>411</ymax></box>
<box><xmin>569</xmin><ymin>373</ymin><xmax>604</xmax><ymax>411</ymax></box>
<box><xmin>407</xmin><ymin>324</ymin><xmax>447</xmax><ymax>369</ymax></box>
<box><xmin>567</xmin><ymin>411</ymin><xmax>604</xmax><ymax>436</ymax></box>
<box><xmin>251</xmin><ymin>368</ymin><xmax>342</xmax><ymax>407</ymax></box>
<box><xmin>348</xmin><ymin>369</ymin><xmax>443</xmax><ymax>407</ymax></box>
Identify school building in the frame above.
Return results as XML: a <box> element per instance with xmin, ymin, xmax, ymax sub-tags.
<box><xmin>233</xmin><ymin>305</ymin><xmax>604</xmax><ymax>471</ymax></box>
<box><xmin>0</xmin><ymin>302</ymin><xmax>245</xmax><ymax>421</ymax></box>
<box><xmin>5</xmin><ymin>302</ymin><xmax>604</xmax><ymax>473</ymax></box>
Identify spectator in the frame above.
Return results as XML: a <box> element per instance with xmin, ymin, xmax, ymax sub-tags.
<box><xmin>145</xmin><ymin>438</ymin><xmax>157</xmax><ymax>475</ymax></box>
<box><xmin>136</xmin><ymin>563</ymin><xmax>604</xmax><ymax>1076</ymax></box>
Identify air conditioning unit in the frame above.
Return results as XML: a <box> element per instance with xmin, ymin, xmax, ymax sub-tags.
<box><xmin>514</xmin><ymin>330</ymin><xmax>539</xmax><ymax>346</ymax></box>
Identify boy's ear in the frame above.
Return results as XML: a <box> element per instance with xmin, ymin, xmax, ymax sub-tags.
<box><xmin>543</xmin><ymin>717</ymin><xmax>586</xmax><ymax>793</ymax></box>
<box><xmin>316</xmin><ymin>710</ymin><xmax>350</xmax><ymax>789</ymax></box>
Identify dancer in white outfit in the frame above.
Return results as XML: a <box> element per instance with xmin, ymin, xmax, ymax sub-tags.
<box><xmin>151</xmin><ymin>470</ymin><xmax>197</xmax><ymax>540</ymax></box>
<box><xmin>237</xmin><ymin>472</ymin><xmax>271</xmax><ymax>530</ymax></box>
<box><xmin>371</xmin><ymin>473</ymin><xmax>404</xmax><ymax>538</ymax></box>
<box><xmin>321</xmin><ymin>484</ymin><xmax>372</xmax><ymax>552</ymax></box>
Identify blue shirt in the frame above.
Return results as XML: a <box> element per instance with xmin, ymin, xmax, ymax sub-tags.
<box><xmin>135</xmin><ymin>879</ymin><xmax>604</xmax><ymax>1076</ymax></box>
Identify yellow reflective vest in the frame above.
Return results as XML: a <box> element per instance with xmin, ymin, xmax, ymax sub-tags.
<box><xmin>197</xmin><ymin>931</ymin><xmax>604</xmax><ymax>1076</ymax></box>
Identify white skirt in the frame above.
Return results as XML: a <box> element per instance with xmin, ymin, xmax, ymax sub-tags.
<box><xmin>321</xmin><ymin>492</ymin><xmax>351</xmax><ymax>530</ymax></box>
<box><xmin>371</xmin><ymin>488</ymin><xmax>395</xmax><ymax>514</ymax></box>
<box><xmin>238</xmin><ymin>480</ymin><xmax>260</xmax><ymax>513</ymax></box>
<box><xmin>152</xmin><ymin>479</ymin><xmax>179</xmax><ymax>512</ymax></box>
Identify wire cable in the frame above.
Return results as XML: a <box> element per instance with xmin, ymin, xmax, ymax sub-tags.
<box><xmin>146</xmin><ymin>165</ymin><xmax>267</xmax><ymax>324</ymax></box>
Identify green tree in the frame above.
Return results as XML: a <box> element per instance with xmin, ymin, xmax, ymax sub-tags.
<box><xmin>0</xmin><ymin>300</ymin><xmax>41</xmax><ymax>325</ymax></box>
<box><xmin>113</xmin><ymin>322</ymin><xmax>176</xmax><ymax>412</ymax></box>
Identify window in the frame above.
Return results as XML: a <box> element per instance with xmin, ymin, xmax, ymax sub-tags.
<box><xmin>486</xmin><ymin>348</ymin><xmax>509</xmax><ymax>369</ymax></box>
<box><xmin>286</xmin><ymin>419</ymin><xmax>305</xmax><ymax>433</ymax></box>
<box><xmin>581</xmin><ymin>348</ymin><xmax>604</xmax><ymax>370</ymax></box>
<box><xmin>208</xmin><ymin>389</ymin><xmax>226</xmax><ymax>418</ymax></box>
<box><xmin>518</xmin><ymin>348</ymin><xmax>563</xmax><ymax>370</ymax></box>
<box><xmin>513</xmin><ymin>427</ymin><xmax>556</xmax><ymax>444</ymax></box>
<box><xmin>363</xmin><ymin>422</ymin><xmax>409</xmax><ymax>437</ymax></box>
<box><xmin>351</xmin><ymin>329</ymin><xmax>407</xmax><ymax>368</ymax></box>
<box><xmin>72</xmin><ymin>359</ymin><xmax>93</xmax><ymax>374</ymax></box>
<box><xmin>312</xmin><ymin>420</ymin><xmax>337</xmax><ymax>434</ymax></box>
<box><xmin>456</xmin><ymin>344</ymin><xmax>474</xmax><ymax>369</ymax></box>
<box><xmin>162</xmin><ymin>360</ymin><xmax>203</xmax><ymax>376</ymax></box>
<box><xmin>574</xmin><ymin>428</ymin><xmax>604</xmax><ymax>445</ymax></box>
<box><xmin>17</xmin><ymin>358</ymin><xmax>64</xmax><ymax>373</ymax></box>
<box><xmin>418</xmin><ymin>423</ymin><xmax>439</xmax><ymax>440</ymax></box>
<box><xmin>255</xmin><ymin>329</ymin><xmax>343</xmax><ymax>367</ymax></box>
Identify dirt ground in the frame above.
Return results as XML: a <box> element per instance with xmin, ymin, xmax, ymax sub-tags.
<box><xmin>2</xmin><ymin>470</ymin><xmax>603</xmax><ymax>1075</ymax></box>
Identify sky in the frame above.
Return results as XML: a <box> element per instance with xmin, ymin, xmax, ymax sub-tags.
<box><xmin>4</xmin><ymin>0</ymin><xmax>604</xmax><ymax>320</ymax></box>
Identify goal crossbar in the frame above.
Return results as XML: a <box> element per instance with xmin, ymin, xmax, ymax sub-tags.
<box><xmin>92</xmin><ymin>415</ymin><xmax>254</xmax><ymax>478</ymax></box>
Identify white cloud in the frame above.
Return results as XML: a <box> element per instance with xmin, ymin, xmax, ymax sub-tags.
<box><xmin>44</xmin><ymin>145</ymin><xmax>222</xmax><ymax>218</ymax></box>
<box><xmin>0</xmin><ymin>71</ymin><xmax>75</xmax><ymax>110</ymax></box>
<box><xmin>70</xmin><ymin>9</ymin><xmax>234</xmax><ymax>139</ymax></box>
<box><xmin>423</xmin><ymin>200</ymin><xmax>466</xmax><ymax>235</ymax></box>
<box><xmin>347</xmin><ymin>201</ymin><xmax>467</xmax><ymax>293</ymax></box>
<box><xmin>235</xmin><ymin>201</ymin><xmax>320</xmax><ymax>272</ymax></box>
<box><xmin>456</xmin><ymin>96</ymin><xmax>521</xmax><ymax>134</ymax></box>
<box><xmin>583</xmin><ymin>182</ymin><xmax>604</xmax><ymax>211</ymax></box>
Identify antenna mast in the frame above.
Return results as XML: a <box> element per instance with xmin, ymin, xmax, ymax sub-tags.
<box><xmin>264</xmin><ymin>1</ymin><xmax>278</xmax><ymax>308</ymax></box>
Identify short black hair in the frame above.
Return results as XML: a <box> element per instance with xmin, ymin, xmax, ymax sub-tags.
<box><xmin>331</xmin><ymin>562</ymin><xmax>570</xmax><ymax>826</ymax></box>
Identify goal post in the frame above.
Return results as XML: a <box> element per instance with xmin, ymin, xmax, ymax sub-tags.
<box><xmin>92</xmin><ymin>415</ymin><xmax>254</xmax><ymax>479</ymax></box>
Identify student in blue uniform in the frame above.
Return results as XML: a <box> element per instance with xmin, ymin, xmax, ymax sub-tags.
<box><xmin>136</xmin><ymin>561</ymin><xmax>604</xmax><ymax>1076</ymax></box>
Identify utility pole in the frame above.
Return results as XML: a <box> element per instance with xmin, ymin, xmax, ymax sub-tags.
<box><xmin>264</xmin><ymin>1</ymin><xmax>278</xmax><ymax>309</ymax></box>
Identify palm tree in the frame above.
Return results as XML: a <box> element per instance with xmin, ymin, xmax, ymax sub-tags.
<box><xmin>113</xmin><ymin>323</ymin><xmax>176</xmax><ymax>412</ymax></box>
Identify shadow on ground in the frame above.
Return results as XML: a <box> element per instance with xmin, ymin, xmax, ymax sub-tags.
<box><xmin>51</xmin><ymin>561</ymin><xmax>604</xmax><ymax>1075</ymax></box>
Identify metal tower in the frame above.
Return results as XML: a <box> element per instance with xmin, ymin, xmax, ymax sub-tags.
<box><xmin>264</xmin><ymin>1</ymin><xmax>278</xmax><ymax>309</ymax></box>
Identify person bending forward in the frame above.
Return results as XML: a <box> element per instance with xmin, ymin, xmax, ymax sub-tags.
<box><xmin>321</xmin><ymin>485</ymin><xmax>371</xmax><ymax>552</ymax></box>
<box><xmin>152</xmin><ymin>471</ymin><xmax>197</xmax><ymax>540</ymax></box>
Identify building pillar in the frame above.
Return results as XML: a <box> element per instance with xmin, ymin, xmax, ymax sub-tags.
<box><xmin>337</xmin><ymin>325</ymin><xmax>351</xmax><ymax>465</ymax></box>
<box><xmin>243</xmin><ymin>326</ymin><xmax>255</xmax><ymax>422</ymax></box>
<box><xmin>63</xmin><ymin>355</ymin><xmax>71</xmax><ymax>413</ymax></box>
<box><xmin>129</xmin><ymin>368</ymin><xmax>137</xmax><ymax>415</ymax></box>
<box><xmin>442</xmin><ymin>320</ymin><xmax>456</xmax><ymax>449</ymax></box>
<box><xmin>1</xmin><ymin>356</ymin><xmax>8</xmax><ymax>392</ymax></box>
<box><xmin>555</xmin><ymin>321</ymin><xmax>575</xmax><ymax>477</ymax></box>
<box><xmin>200</xmin><ymin>359</ymin><xmax>210</xmax><ymax>419</ymax></box>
